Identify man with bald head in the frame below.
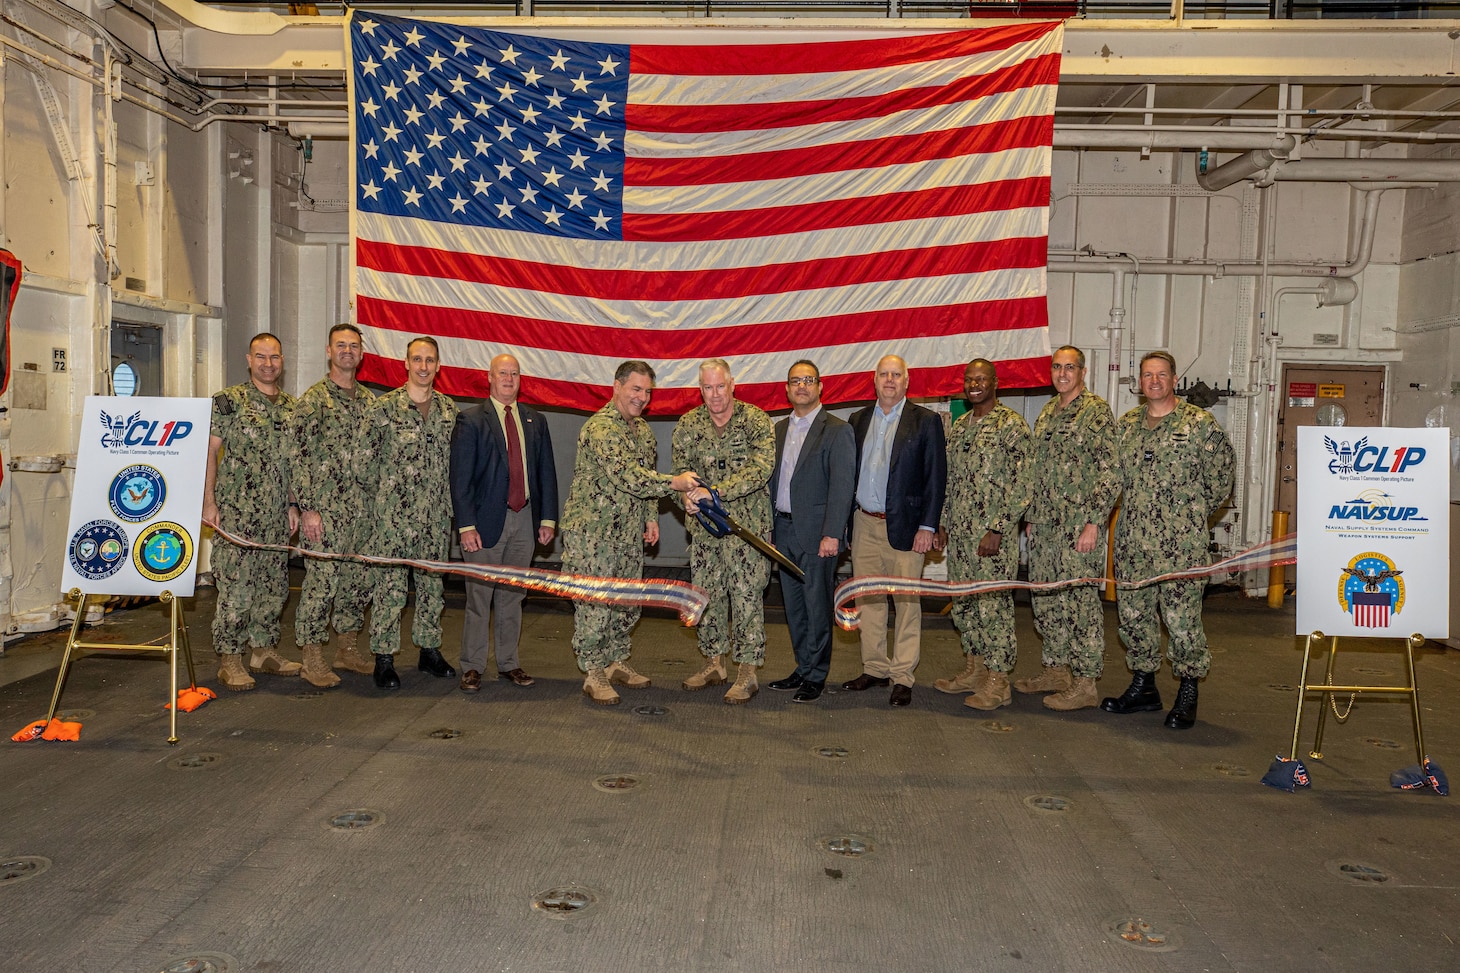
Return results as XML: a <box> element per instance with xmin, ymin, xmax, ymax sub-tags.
<box><xmin>450</xmin><ymin>353</ymin><xmax>559</xmax><ymax>693</ymax></box>
<box><xmin>846</xmin><ymin>355</ymin><xmax>947</xmax><ymax>707</ymax></box>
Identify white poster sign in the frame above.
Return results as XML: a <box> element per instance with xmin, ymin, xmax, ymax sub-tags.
<box><xmin>1296</xmin><ymin>426</ymin><xmax>1449</xmax><ymax>638</ymax></box>
<box><xmin>59</xmin><ymin>396</ymin><xmax>211</xmax><ymax>597</ymax></box>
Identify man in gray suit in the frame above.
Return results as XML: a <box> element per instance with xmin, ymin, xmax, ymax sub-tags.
<box><xmin>765</xmin><ymin>360</ymin><xmax>857</xmax><ymax>703</ymax></box>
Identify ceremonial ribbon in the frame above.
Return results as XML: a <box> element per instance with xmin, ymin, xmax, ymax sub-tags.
<box><xmin>833</xmin><ymin>534</ymin><xmax>1298</xmax><ymax>630</ymax></box>
<box><xmin>207</xmin><ymin>524</ymin><xmax>710</xmax><ymax>626</ymax></box>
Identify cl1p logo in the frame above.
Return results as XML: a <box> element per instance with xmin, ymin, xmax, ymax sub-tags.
<box><xmin>69</xmin><ymin>520</ymin><xmax>129</xmax><ymax>581</ymax></box>
<box><xmin>100</xmin><ymin>409</ymin><xmax>194</xmax><ymax>451</ymax></box>
<box><xmin>1325</xmin><ymin>435</ymin><xmax>1426</xmax><ymax>475</ymax></box>
<box><xmin>108</xmin><ymin>465</ymin><xmax>167</xmax><ymax>522</ymax></box>
<box><xmin>132</xmin><ymin>522</ymin><xmax>194</xmax><ymax>583</ymax></box>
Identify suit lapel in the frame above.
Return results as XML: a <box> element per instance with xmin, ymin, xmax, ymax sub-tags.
<box><xmin>793</xmin><ymin>411</ymin><xmax>827</xmax><ymax>480</ymax></box>
<box><xmin>484</xmin><ymin>401</ymin><xmax>507</xmax><ymax>455</ymax></box>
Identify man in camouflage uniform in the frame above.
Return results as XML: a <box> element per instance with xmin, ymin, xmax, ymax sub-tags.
<box><xmin>933</xmin><ymin>359</ymin><xmax>1032</xmax><ymax>711</ymax></box>
<box><xmin>672</xmin><ymin>359</ymin><xmax>775</xmax><ymax>705</ymax></box>
<box><xmin>1101</xmin><ymin>351</ymin><xmax>1235</xmax><ymax>730</ymax></box>
<box><xmin>202</xmin><ymin>332</ymin><xmax>301</xmax><ymax>691</ymax></box>
<box><xmin>357</xmin><ymin>336</ymin><xmax>459</xmax><ymax>690</ymax></box>
<box><xmin>561</xmin><ymin>360</ymin><xmax>699</xmax><ymax>705</ymax></box>
<box><xmin>1019</xmin><ymin>345</ymin><xmax>1119</xmax><ymax>711</ymax></box>
<box><xmin>289</xmin><ymin>323</ymin><xmax>376</xmax><ymax>689</ymax></box>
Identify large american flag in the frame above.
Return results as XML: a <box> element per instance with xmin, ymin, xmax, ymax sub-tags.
<box><xmin>350</xmin><ymin>12</ymin><xmax>1060</xmax><ymax>412</ymax></box>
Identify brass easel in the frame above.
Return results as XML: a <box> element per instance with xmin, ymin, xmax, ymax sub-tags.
<box><xmin>1288</xmin><ymin>630</ymin><xmax>1427</xmax><ymax>765</ymax></box>
<box><xmin>46</xmin><ymin>587</ymin><xmax>198</xmax><ymax>745</ymax></box>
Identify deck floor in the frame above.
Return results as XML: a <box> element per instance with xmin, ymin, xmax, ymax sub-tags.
<box><xmin>1</xmin><ymin>584</ymin><xmax>1456</xmax><ymax>973</ymax></box>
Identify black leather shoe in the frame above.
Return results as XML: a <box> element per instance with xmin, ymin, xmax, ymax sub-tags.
<box><xmin>1165</xmin><ymin>677</ymin><xmax>1199</xmax><ymax>730</ymax></box>
<box><xmin>791</xmin><ymin>681</ymin><xmax>823</xmax><ymax>703</ymax></box>
<box><xmin>843</xmin><ymin>673</ymin><xmax>891</xmax><ymax>691</ymax></box>
<box><xmin>1100</xmin><ymin>670</ymin><xmax>1163</xmax><ymax>714</ymax></box>
<box><xmin>418</xmin><ymin>646</ymin><xmax>457</xmax><ymax>678</ymax></box>
<box><xmin>374</xmin><ymin>653</ymin><xmax>401</xmax><ymax>690</ymax></box>
<box><xmin>768</xmin><ymin>673</ymin><xmax>805</xmax><ymax>692</ymax></box>
<box><xmin>889</xmin><ymin>684</ymin><xmax>912</xmax><ymax>707</ymax></box>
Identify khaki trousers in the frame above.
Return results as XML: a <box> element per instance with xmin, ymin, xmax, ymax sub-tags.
<box><xmin>851</xmin><ymin>510</ymin><xmax>926</xmax><ymax>687</ymax></box>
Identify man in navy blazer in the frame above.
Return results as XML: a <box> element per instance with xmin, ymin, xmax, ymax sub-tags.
<box><xmin>845</xmin><ymin>355</ymin><xmax>947</xmax><ymax>707</ymax></box>
<box><xmin>765</xmin><ymin>360</ymin><xmax>856</xmax><ymax>703</ymax></box>
<box><xmin>449</xmin><ymin>354</ymin><xmax>559</xmax><ymax>692</ymax></box>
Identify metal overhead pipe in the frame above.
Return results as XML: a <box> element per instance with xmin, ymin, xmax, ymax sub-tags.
<box><xmin>1260</xmin><ymin>159</ymin><xmax>1460</xmax><ymax>183</ymax></box>
<box><xmin>1195</xmin><ymin>136</ymin><xmax>1297</xmax><ymax>192</ymax></box>
<box><xmin>1049</xmin><ymin>188</ymin><xmax>1391</xmax><ymax>281</ymax></box>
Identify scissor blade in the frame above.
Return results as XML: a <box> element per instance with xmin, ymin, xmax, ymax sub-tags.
<box><xmin>726</xmin><ymin>521</ymin><xmax>805</xmax><ymax>580</ymax></box>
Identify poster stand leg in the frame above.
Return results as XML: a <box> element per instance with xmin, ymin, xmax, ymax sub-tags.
<box><xmin>1288</xmin><ymin>630</ymin><xmax>1427</xmax><ymax>765</ymax></box>
<box><xmin>44</xmin><ymin>588</ymin><xmax>198</xmax><ymax>745</ymax></box>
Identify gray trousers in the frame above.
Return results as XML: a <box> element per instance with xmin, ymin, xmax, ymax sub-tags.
<box><xmin>460</xmin><ymin>506</ymin><xmax>535</xmax><ymax>674</ymax></box>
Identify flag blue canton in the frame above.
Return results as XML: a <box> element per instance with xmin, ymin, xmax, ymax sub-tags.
<box><xmin>352</xmin><ymin>12</ymin><xmax>629</xmax><ymax>240</ymax></box>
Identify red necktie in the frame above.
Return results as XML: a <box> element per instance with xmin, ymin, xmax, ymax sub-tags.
<box><xmin>505</xmin><ymin>404</ymin><xmax>528</xmax><ymax>512</ymax></box>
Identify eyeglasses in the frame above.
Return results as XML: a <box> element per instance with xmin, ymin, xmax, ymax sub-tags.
<box><xmin>787</xmin><ymin>376</ymin><xmax>819</xmax><ymax>387</ymax></box>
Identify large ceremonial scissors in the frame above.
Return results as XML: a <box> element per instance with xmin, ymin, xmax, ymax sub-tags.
<box><xmin>690</xmin><ymin>480</ymin><xmax>805</xmax><ymax>581</ymax></box>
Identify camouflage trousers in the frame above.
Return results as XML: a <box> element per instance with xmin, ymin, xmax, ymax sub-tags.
<box><xmin>562</xmin><ymin>532</ymin><xmax>640</xmax><ymax>673</ymax></box>
<box><xmin>690</xmin><ymin>534</ymin><xmax>771</xmax><ymax>666</ymax></box>
<box><xmin>294</xmin><ymin>548</ymin><xmax>369</xmax><ymax>647</ymax></box>
<box><xmin>368</xmin><ymin>564</ymin><xmax>444</xmax><ymax>656</ymax></box>
<box><xmin>1027</xmin><ymin>523</ymin><xmax>1108</xmax><ymax>679</ymax></box>
<box><xmin>946</xmin><ymin>532</ymin><xmax>1019</xmax><ymax>673</ymax></box>
<box><xmin>1116</xmin><ymin>576</ymin><xmax>1211</xmax><ymax>678</ymax></box>
<box><xmin>211</xmin><ymin>539</ymin><xmax>288</xmax><ymax>655</ymax></box>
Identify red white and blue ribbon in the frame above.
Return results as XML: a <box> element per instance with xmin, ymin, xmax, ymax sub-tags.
<box><xmin>833</xmin><ymin>534</ymin><xmax>1298</xmax><ymax>630</ymax></box>
<box><xmin>208</xmin><ymin>524</ymin><xmax>709</xmax><ymax>626</ymax></box>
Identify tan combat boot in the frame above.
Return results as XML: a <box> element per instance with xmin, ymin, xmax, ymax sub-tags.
<box><xmin>1014</xmin><ymin>664</ymin><xmax>1071</xmax><ymax>695</ymax></box>
<box><xmin>299</xmin><ymin>644</ymin><xmax>341</xmax><ymax>689</ymax></box>
<box><xmin>248</xmin><ymin>645</ymin><xmax>302</xmax><ymax>676</ymax></box>
<box><xmin>332</xmin><ymin>630</ymin><xmax>374</xmax><ymax>675</ymax></box>
<box><xmin>723</xmin><ymin>663</ymin><xmax>758</xmax><ymax>705</ymax></box>
<box><xmin>934</xmin><ymin>654</ymin><xmax>987</xmax><ymax>695</ymax></box>
<box><xmin>605</xmin><ymin>660</ymin><xmax>651</xmax><ymax>689</ymax></box>
<box><xmin>1044</xmin><ymin>676</ymin><xmax>1099</xmax><ymax>711</ymax></box>
<box><xmin>582</xmin><ymin>668</ymin><xmax>621</xmax><ymax>705</ymax></box>
<box><xmin>217</xmin><ymin>654</ymin><xmax>256</xmax><ymax>692</ymax></box>
<box><xmin>682</xmin><ymin>655</ymin><xmax>726</xmax><ymax>691</ymax></box>
<box><xmin>964</xmin><ymin>670</ymin><xmax>1012</xmax><ymax>711</ymax></box>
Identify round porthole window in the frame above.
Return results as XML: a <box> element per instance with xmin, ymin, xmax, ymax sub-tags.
<box><xmin>113</xmin><ymin>361</ymin><xmax>138</xmax><ymax>396</ymax></box>
<box><xmin>1314</xmin><ymin>402</ymin><xmax>1346</xmax><ymax>426</ymax></box>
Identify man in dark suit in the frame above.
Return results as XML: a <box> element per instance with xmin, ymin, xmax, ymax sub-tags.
<box><xmin>765</xmin><ymin>360</ymin><xmax>857</xmax><ymax>703</ymax></box>
<box><xmin>449</xmin><ymin>354</ymin><xmax>559</xmax><ymax>693</ymax></box>
<box><xmin>845</xmin><ymin>355</ymin><xmax>947</xmax><ymax>707</ymax></box>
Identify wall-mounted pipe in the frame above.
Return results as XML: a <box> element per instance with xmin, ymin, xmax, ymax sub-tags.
<box><xmin>1196</xmin><ymin>136</ymin><xmax>1297</xmax><ymax>192</ymax></box>
<box><xmin>1049</xmin><ymin>188</ymin><xmax>1391</xmax><ymax>281</ymax></box>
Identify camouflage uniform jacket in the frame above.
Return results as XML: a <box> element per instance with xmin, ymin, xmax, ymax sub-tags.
<box><xmin>290</xmin><ymin>377</ymin><xmax>377</xmax><ymax>526</ymax></box>
<box><xmin>210</xmin><ymin>382</ymin><xmax>296</xmax><ymax>543</ymax></box>
<box><xmin>1026</xmin><ymin>388</ymin><xmax>1119</xmax><ymax>530</ymax></box>
<box><xmin>945</xmin><ymin>403</ymin><xmax>1032</xmax><ymax>539</ymax></box>
<box><xmin>671</xmin><ymin>403</ymin><xmax>774</xmax><ymax>540</ymax></box>
<box><xmin>562</xmin><ymin>402</ymin><xmax>674</xmax><ymax>546</ymax></box>
<box><xmin>355</xmin><ymin>386</ymin><xmax>458</xmax><ymax>558</ymax></box>
<box><xmin>1114</xmin><ymin>400</ymin><xmax>1235</xmax><ymax>572</ymax></box>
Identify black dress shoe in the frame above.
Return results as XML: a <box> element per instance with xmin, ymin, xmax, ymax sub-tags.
<box><xmin>498</xmin><ymin>668</ymin><xmax>535</xmax><ymax>687</ymax></box>
<box><xmin>768</xmin><ymin>673</ymin><xmax>805</xmax><ymax>692</ymax></box>
<box><xmin>842</xmin><ymin>673</ymin><xmax>891</xmax><ymax>691</ymax></box>
<box><xmin>1164</xmin><ymin>677</ymin><xmax>1200</xmax><ymax>730</ymax></box>
<box><xmin>374</xmin><ymin>653</ymin><xmax>401</xmax><ymax>690</ymax></box>
<box><xmin>889</xmin><ymin>684</ymin><xmax>912</xmax><ymax>707</ymax></box>
<box><xmin>418</xmin><ymin>646</ymin><xmax>457</xmax><ymax>678</ymax></box>
<box><xmin>791</xmin><ymin>682</ymin><xmax>823</xmax><ymax>703</ymax></box>
<box><xmin>1100</xmin><ymin>670</ymin><xmax>1163</xmax><ymax>714</ymax></box>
